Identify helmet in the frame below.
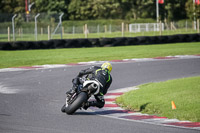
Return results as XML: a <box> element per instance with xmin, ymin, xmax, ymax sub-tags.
<box><xmin>101</xmin><ymin>62</ymin><xmax>112</xmax><ymax>73</ymax></box>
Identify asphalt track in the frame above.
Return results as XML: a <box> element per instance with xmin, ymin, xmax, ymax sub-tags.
<box><xmin>0</xmin><ymin>58</ymin><xmax>200</xmax><ymax>133</ymax></box>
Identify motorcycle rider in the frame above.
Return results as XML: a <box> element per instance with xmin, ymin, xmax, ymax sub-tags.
<box><xmin>66</xmin><ymin>62</ymin><xmax>112</xmax><ymax>110</ymax></box>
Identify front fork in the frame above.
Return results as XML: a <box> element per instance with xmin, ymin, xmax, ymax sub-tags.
<box><xmin>65</xmin><ymin>92</ymin><xmax>79</xmax><ymax>107</ymax></box>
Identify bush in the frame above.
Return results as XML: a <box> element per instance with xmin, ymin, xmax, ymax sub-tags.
<box><xmin>129</xmin><ymin>18</ymin><xmax>156</xmax><ymax>24</ymax></box>
<box><xmin>62</xmin><ymin>19</ymin><xmax>130</xmax><ymax>27</ymax></box>
<box><xmin>176</xmin><ymin>19</ymin><xmax>193</xmax><ymax>29</ymax></box>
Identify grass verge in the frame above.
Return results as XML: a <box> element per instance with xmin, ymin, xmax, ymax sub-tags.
<box><xmin>0</xmin><ymin>42</ymin><xmax>200</xmax><ymax>68</ymax></box>
<box><xmin>116</xmin><ymin>76</ymin><xmax>200</xmax><ymax>122</ymax></box>
<box><xmin>0</xmin><ymin>30</ymin><xmax>198</xmax><ymax>42</ymax></box>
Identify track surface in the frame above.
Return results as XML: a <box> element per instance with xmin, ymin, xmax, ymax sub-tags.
<box><xmin>0</xmin><ymin>58</ymin><xmax>200</xmax><ymax>133</ymax></box>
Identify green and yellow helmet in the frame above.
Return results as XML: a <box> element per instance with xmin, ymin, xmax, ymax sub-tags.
<box><xmin>101</xmin><ymin>62</ymin><xmax>112</xmax><ymax>73</ymax></box>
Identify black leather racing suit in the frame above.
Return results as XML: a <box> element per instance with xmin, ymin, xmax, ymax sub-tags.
<box><xmin>73</xmin><ymin>66</ymin><xmax>112</xmax><ymax>108</ymax></box>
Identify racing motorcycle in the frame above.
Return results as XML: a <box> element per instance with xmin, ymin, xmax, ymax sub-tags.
<box><xmin>61</xmin><ymin>77</ymin><xmax>101</xmax><ymax>115</ymax></box>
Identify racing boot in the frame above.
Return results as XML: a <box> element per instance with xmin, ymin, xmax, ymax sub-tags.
<box><xmin>82</xmin><ymin>102</ymin><xmax>90</xmax><ymax>110</ymax></box>
<box><xmin>82</xmin><ymin>101</ymin><xmax>95</xmax><ymax>110</ymax></box>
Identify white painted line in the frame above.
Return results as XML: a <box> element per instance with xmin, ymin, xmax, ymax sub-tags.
<box><xmin>131</xmin><ymin>58</ymin><xmax>154</xmax><ymax>61</ymax></box>
<box><xmin>111</xmin><ymin>112</ymin><xmax>146</xmax><ymax>117</ymax></box>
<box><xmin>0</xmin><ymin>68</ymin><xmax>25</xmax><ymax>72</ymax></box>
<box><xmin>0</xmin><ymin>83</ymin><xmax>20</xmax><ymax>94</ymax></box>
<box><xmin>101</xmin><ymin>107</ymin><xmax>124</xmax><ymax>110</ymax></box>
<box><xmin>109</xmin><ymin>87</ymin><xmax>139</xmax><ymax>93</ymax></box>
<box><xmin>108</xmin><ymin>112</ymin><xmax>139</xmax><ymax>117</ymax></box>
<box><xmin>35</xmin><ymin>64</ymin><xmax>67</xmax><ymax>68</ymax></box>
<box><xmin>104</xmin><ymin>95</ymin><xmax>119</xmax><ymax>99</ymax></box>
<box><xmin>105</xmin><ymin>101</ymin><xmax>116</xmax><ymax>104</ymax></box>
<box><xmin>193</xmin><ymin>127</ymin><xmax>200</xmax><ymax>130</ymax></box>
<box><xmin>142</xmin><ymin>118</ymin><xmax>174</xmax><ymax>124</ymax></box>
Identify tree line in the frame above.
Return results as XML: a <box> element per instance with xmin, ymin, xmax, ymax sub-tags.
<box><xmin>0</xmin><ymin>0</ymin><xmax>199</xmax><ymax>21</ymax></box>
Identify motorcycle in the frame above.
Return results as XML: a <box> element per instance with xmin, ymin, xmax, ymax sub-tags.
<box><xmin>61</xmin><ymin>77</ymin><xmax>101</xmax><ymax>115</ymax></box>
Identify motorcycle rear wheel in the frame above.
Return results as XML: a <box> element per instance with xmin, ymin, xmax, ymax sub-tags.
<box><xmin>65</xmin><ymin>92</ymin><xmax>88</xmax><ymax>115</ymax></box>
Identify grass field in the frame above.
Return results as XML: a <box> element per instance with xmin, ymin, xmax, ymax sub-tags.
<box><xmin>116</xmin><ymin>76</ymin><xmax>200</xmax><ymax>122</ymax></box>
<box><xmin>0</xmin><ymin>42</ymin><xmax>200</xmax><ymax>68</ymax></box>
<box><xmin>0</xmin><ymin>29</ymin><xmax>198</xmax><ymax>42</ymax></box>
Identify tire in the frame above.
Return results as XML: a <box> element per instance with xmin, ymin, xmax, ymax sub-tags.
<box><xmin>65</xmin><ymin>92</ymin><xmax>88</xmax><ymax>115</ymax></box>
<box><xmin>61</xmin><ymin>104</ymin><xmax>66</xmax><ymax>113</ymax></box>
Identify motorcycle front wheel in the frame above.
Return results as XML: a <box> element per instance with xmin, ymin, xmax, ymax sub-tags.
<box><xmin>65</xmin><ymin>92</ymin><xmax>88</xmax><ymax>115</ymax></box>
<box><xmin>61</xmin><ymin>104</ymin><xmax>66</xmax><ymax>113</ymax></box>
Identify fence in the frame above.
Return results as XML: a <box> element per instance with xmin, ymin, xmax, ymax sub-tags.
<box><xmin>0</xmin><ymin>13</ymin><xmax>199</xmax><ymax>42</ymax></box>
<box><xmin>129</xmin><ymin>23</ymin><xmax>164</xmax><ymax>32</ymax></box>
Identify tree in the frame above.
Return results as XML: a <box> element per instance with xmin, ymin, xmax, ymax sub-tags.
<box><xmin>120</xmin><ymin>0</ymin><xmax>155</xmax><ymax>20</ymax></box>
<box><xmin>68</xmin><ymin>0</ymin><xmax>122</xmax><ymax>20</ymax></box>
<box><xmin>185</xmin><ymin>0</ymin><xmax>200</xmax><ymax>20</ymax></box>
<box><xmin>0</xmin><ymin>0</ymin><xmax>25</xmax><ymax>13</ymax></box>
<box><xmin>165</xmin><ymin>0</ymin><xmax>187</xmax><ymax>21</ymax></box>
<box><xmin>0</xmin><ymin>0</ymin><xmax>197</xmax><ymax>21</ymax></box>
<box><xmin>34</xmin><ymin>0</ymin><xmax>67</xmax><ymax>13</ymax></box>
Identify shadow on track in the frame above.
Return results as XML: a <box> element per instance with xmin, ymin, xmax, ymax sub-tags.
<box><xmin>63</xmin><ymin>102</ymin><xmax>151</xmax><ymax>116</ymax></box>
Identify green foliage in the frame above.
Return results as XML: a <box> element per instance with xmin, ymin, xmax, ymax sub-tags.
<box><xmin>0</xmin><ymin>0</ymin><xmax>25</xmax><ymax>13</ymax></box>
<box><xmin>34</xmin><ymin>0</ymin><xmax>67</xmax><ymax>13</ymax></box>
<box><xmin>176</xmin><ymin>19</ymin><xmax>193</xmax><ymax>28</ymax></box>
<box><xmin>68</xmin><ymin>0</ymin><xmax>122</xmax><ymax>20</ymax></box>
<box><xmin>129</xmin><ymin>18</ymin><xmax>156</xmax><ymax>23</ymax></box>
<box><xmin>0</xmin><ymin>18</ymin><xmax>157</xmax><ymax>29</ymax></box>
<box><xmin>62</xmin><ymin>19</ymin><xmax>129</xmax><ymax>27</ymax></box>
<box><xmin>185</xmin><ymin>0</ymin><xmax>200</xmax><ymax>20</ymax></box>
<box><xmin>121</xmin><ymin>0</ymin><xmax>155</xmax><ymax>20</ymax></box>
<box><xmin>164</xmin><ymin>0</ymin><xmax>187</xmax><ymax>21</ymax></box>
<box><xmin>0</xmin><ymin>0</ymin><xmax>200</xmax><ymax>21</ymax></box>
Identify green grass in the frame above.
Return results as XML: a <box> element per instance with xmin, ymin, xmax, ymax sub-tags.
<box><xmin>116</xmin><ymin>76</ymin><xmax>200</xmax><ymax>122</ymax></box>
<box><xmin>0</xmin><ymin>29</ymin><xmax>198</xmax><ymax>42</ymax></box>
<box><xmin>0</xmin><ymin>42</ymin><xmax>200</xmax><ymax>68</ymax></box>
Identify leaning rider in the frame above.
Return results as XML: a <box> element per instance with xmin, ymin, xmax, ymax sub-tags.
<box><xmin>66</xmin><ymin>62</ymin><xmax>112</xmax><ymax>110</ymax></box>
